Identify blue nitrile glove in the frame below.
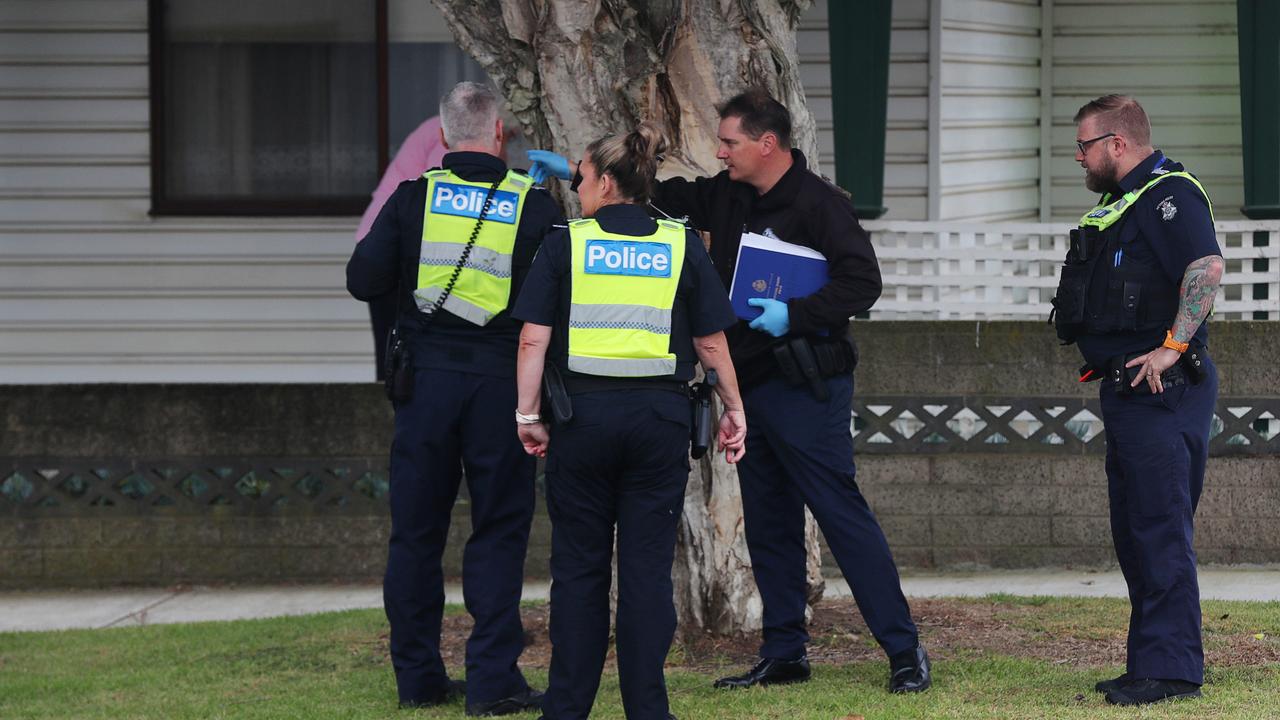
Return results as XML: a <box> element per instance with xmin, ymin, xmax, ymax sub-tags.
<box><xmin>747</xmin><ymin>297</ymin><xmax>790</xmax><ymax>337</ymax></box>
<box><xmin>526</xmin><ymin>150</ymin><xmax>571</xmax><ymax>184</ymax></box>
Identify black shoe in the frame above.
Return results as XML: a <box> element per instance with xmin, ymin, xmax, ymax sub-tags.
<box><xmin>466</xmin><ymin>686</ymin><xmax>544</xmax><ymax>716</ymax></box>
<box><xmin>888</xmin><ymin>645</ymin><xmax>931</xmax><ymax>694</ymax></box>
<box><xmin>400</xmin><ymin>679</ymin><xmax>466</xmax><ymax>708</ymax></box>
<box><xmin>713</xmin><ymin>656</ymin><xmax>811</xmax><ymax>689</ymax></box>
<box><xmin>1105</xmin><ymin>678</ymin><xmax>1201</xmax><ymax>706</ymax></box>
<box><xmin>1094</xmin><ymin>673</ymin><xmax>1129</xmax><ymax>694</ymax></box>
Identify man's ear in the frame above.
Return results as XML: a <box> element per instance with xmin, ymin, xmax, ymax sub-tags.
<box><xmin>759</xmin><ymin>131</ymin><xmax>777</xmax><ymax>156</ymax></box>
<box><xmin>439</xmin><ymin>126</ymin><xmax>450</xmax><ymax>150</ymax></box>
<box><xmin>1110</xmin><ymin>134</ymin><xmax>1127</xmax><ymax>159</ymax></box>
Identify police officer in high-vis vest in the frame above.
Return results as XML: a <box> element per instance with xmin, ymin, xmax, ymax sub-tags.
<box><xmin>1052</xmin><ymin>95</ymin><xmax>1223</xmax><ymax>706</ymax></box>
<box><xmin>511</xmin><ymin>123</ymin><xmax>747</xmax><ymax>720</ymax></box>
<box><xmin>346</xmin><ymin>82</ymin><xmax>562</xmax><ymax>715</ymax></box>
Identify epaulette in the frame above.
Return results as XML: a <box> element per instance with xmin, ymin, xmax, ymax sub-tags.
<box><xmin>505</xmin><ymin>170</ymin><xmax>531</xmax><ymax>190</ymax></box>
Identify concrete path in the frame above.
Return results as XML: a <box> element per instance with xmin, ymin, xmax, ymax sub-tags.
<box><xmin>2</xmin><ymin>568</ymin><xmax>1277</xmax><ymax>633</ymax></box>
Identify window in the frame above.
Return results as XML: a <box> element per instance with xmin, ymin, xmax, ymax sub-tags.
<box><xmin>149</xmin><ymin>0</ymin><xmax>489</xmax><ymax>216</ymax></box>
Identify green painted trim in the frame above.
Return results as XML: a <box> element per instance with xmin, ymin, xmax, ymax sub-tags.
<box><xmin>1238</xmin><ymin>0</ymin><xmax>1280</xmax><ymax>219</ymax></box>
<box><xmin>828</xmin><ymin>0</ymin><xmax>892</xmax><ymax>220</ymax></box>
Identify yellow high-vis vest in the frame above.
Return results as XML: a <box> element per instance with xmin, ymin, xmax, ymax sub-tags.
<box><xmin>567</xmin><ymin>218</ymin><xmax>686</xmax><ymax>377</ymax></box>
<box><xmin>415</xmin><ymin>168</ymin><xmax>532</xmax><ymax>326</ymax></box>
<box><xmin>1079</xmin><ymin>170</ymin><xmax>1214</xmax><ymax>230</ymax></box>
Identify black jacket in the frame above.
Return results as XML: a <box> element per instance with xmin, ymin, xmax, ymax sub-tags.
<box><xmin>346</xmin><ymin>151</ymin><xmax>563</xmax><ymax>377</ymax></box>
<box><xmin>651</xmin><ymin>150</ymin><xmax>882</xmax><ymax>386</ymax></box>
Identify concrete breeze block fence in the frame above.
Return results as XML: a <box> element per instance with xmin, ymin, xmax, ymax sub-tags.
<box><xmin>2</xmin><ymin>321</ymin><xmax>1276</xmax><ymax>589</ymax></box>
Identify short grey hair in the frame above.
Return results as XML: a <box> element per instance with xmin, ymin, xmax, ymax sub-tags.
<box><xmin>439</xmin><ymin>81</ymin><xmax>500</xmax><ymax>147</ymax></box>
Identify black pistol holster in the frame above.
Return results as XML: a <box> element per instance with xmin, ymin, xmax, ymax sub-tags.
<box><xmin>771</xmin><ymin>334</ymin><xmax>859</xmax><ymax>401</ymax></box>
<box><xmin>541</xmin><ymin>362</ymin><xmax>573</xmax><ymax>425</ymax></box>
<box><xmin>690</xmin><ymin>369</ymin><xmax>718</xmax><ymax>459</ymax></box>
<box><xmin>384</xmin><ymin>326</ymin><xmax>414</xmax><ymax>403</ymax></box>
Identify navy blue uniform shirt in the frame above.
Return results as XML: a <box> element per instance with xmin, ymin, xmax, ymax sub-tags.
<box><xmin>1075</xmin><ymin>151</ymin><xmax>1221</xmax><ymax>367</ymax></box>
<box><xmin>346</xmin><ymin>151</ymin><xmax>563</xmax><ymax>376</ymax></box>
<box><xmin>512</xmin><ymin>203</ymin><xmax>737</xmax><ymax>383</ymax></box>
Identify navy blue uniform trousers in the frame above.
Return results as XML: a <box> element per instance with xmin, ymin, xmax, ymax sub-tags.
<box><xmin>738</xmin><ymin>374</ymin><xmax>918</xmax><ymax>660</ymax></box>
<box><xmin>542</xmin><ymin>390</ymin><xmax>690</xmax><ymax>720</ymax></box>
<box><xmin>1100</xmin><ymin>358</ymin><xmax>1218</xmax><ymax>685</ymax></box>
<box><xmin>384</xmin><ymin>368</ymin><xmax>535</xmax><ymax>706</ymax></box>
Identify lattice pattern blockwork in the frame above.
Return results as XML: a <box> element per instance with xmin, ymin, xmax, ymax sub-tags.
<box><xmin>3</xmin><ymin>398</ymin><xmax>1276</xmax><ymax>515</ymax></box>
<box><xmin>0</xmin><ymin>460</ymin><xmax>389</xmax><ymax>517</ymax></box>
<box><xmin>852</xmin><ymin>396</ymin><xmax>1280</xmax><ymax>455</ymax></box>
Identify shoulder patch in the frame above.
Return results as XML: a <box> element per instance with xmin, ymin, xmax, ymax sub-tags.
<box><xmin>1156</xmin><ymin>195</ymin><xmax>1178</xmax><ymax>222</ymax></box>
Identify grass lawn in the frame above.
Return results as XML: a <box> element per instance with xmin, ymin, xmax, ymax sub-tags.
<box><xmin>1</xmin><ymin>596</ymin><xmax>1277</xmax><ymax>719</ymax></box>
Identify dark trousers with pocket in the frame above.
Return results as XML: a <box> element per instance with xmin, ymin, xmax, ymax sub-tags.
<box><xmin>737</xmin><ymin>374</ymin><xmax>919</xmax><ymax>661</ymax></box>
<box><xmin>1100</xmin><ymin>358</ymin><xmax>1218</xmax><ymax>685</ymax></box>
<box><xmin>541</xmin><ymin>389</ymin><xmax>691</xmax><ymax>720</ymax></box>
<box><xmin>383</xmin><ymin>368</ymin><xmax>535</xmax><ymax>706</ymax></box>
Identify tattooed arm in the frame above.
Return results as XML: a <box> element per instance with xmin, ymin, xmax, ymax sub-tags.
<box><xmin>1170</xmin><ymin>254</ymin><xmax>1225</xmax><ymax>344</ymax></box>
<box><xmin>1126</xmin><ymin>253</ymin><xmax>1224</xmax><ymax>393</ymax></box>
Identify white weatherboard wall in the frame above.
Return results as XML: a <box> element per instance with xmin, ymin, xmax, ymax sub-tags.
<box><xmin>800</xmin><ymin>0</ymin><xmax>930</xmax><ymax>221</ymax></box>
<box><xmin>1</xmin><ymin>0</ymin><xmax>392</xmax><ymax>383</ymax></box>
<box><xmin>936</xmin><ymin>0</ymin><xmax>1042</xmax><ymax>221</ymax></box>
<box><xmin>0</xmin><ymin>0</ymin><xmax>1251</xmax><ymax>383</ymax></box>
<box><xmin>0</xmin><ymin>0</ymin><xmax>913</xmax><ymax>384</ymax></box>
<box><xmin>1049</xmin><ymin>0</ymin><xmax>1243</xmax><ymax>221</ymax></box>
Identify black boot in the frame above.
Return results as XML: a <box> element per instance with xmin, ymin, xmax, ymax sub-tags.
<box><xmin>1105</xmin><ymin>679</ymin><xmax>1201</xmax><ymax>706</ymax></box>
<box><xmin>713</xmin><ymin>656</ymin><xmax>811</xmax><ymax>689</ymax></box>
<box><xmin>888</xmin><ymin>645</ymin><xmax>931</xmax><ymax>694</ymax></box>
<box><xmin>1094</xmin><ymin>673</ymin><xmax>1129</xmax><ymax>694</ymax></box>
<box><xmin>400</xmin><ymin>679</ymin><xmax>466</xmax><ymax>709</ymax></box>
<box><xmin>466</xmin><ymin>687</ymin><xmax>544</xmax><ymax>716</ymax></box>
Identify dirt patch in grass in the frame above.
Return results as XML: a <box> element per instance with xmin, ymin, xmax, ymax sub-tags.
<box><xmin>411</xmin><ymin>597</ymin><xmax>1280</xmax><ymax>673</ymax></box>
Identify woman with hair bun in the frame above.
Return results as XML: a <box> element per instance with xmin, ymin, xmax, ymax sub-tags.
<box><xmin>511</xmin><ymin>122</ymin><xmax>747</xmax><ymax>720</ymax></box>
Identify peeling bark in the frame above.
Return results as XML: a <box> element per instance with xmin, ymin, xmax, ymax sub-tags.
<box><xmin>432</xmin><ymin>0</ymin><xmax>823</xmax><ymax>635</ymax></box>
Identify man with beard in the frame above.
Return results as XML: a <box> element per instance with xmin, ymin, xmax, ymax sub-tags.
<box><xmin>1051</xmin><ymin>94</ymin><xmax>1223</xmax><ymax>706</ymax></box>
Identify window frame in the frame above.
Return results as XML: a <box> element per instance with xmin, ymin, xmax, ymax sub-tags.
<box><xmin>147</xmin><ymin>0</ymin><xmax>390</xmax><ymax>217</ymax></box>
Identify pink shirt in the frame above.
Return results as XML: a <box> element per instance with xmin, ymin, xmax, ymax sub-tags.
<box><xmin>355</xmin><ymin>116</ymin><xmax>449</xmax><ymax>241</ymax></box>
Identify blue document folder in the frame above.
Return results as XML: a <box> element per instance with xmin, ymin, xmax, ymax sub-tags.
<box><xmin>728</xmin><ymin>232</ymin><xmax>829</xmax><ymax>321</ymax></box>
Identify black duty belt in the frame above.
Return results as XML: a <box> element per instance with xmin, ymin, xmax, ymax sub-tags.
<box><xmin>771</xmin><ymin>335</ymin><xmax>859</xmax><ymax>401</ymax></box>
<box><xmin>1077</xmin><ymin>343</ymin><xmax>1210</xmax><ymax>396</ymax></box>
<box><xmin>562</xmin><ymin>375</ymin><xmax>687</xmax><ymax>396</ymax></box>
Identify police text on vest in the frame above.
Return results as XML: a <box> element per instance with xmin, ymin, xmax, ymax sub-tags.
<box><xmin>431</xmin><ymin>182</ymin><xmax>519</xmax><ymax>224</ymax></box>
<box><xmin>584</xmin><ymin>240</ymin><xmax>672</xmax><ymax>278</ymax></box>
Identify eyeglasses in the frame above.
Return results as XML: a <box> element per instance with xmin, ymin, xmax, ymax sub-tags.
<box><xmin>1076</xmin><ymin>133</ymin><xmax>1116</xmax><ymax>154</ymax></box>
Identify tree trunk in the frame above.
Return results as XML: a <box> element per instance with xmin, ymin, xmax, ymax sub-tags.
<box><xmin>433</xmin><ymin>0</ymin><xmax>825</xmax><ymax>635</ymax></box>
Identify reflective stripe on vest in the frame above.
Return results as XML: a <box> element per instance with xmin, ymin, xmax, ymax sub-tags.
<box><xmin>415</xmin><ymin>169</ymin><xmax>532</xmax><ymax>326</ymax></box>
<box><xmin>1078</xmin><ymin>170</ymin><xmax>1214</xmax><ymax>231</ymax></box>
<box><xmin>567</xmin><ymin>218</ymin><xmax>686</xmax><ymax>377</ymax></box>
